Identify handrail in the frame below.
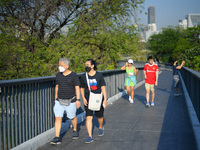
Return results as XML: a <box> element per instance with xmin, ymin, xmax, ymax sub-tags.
<box><xmin>0</xmin><ymin>69</ymin><xmax>125</xmax><ymax>87</ymax></box>
<box><xmin>180</xmin><ymin>67</ymin><xmax>200</xmax><ymax>123</ymax></box>
<box><xmin>1</xmin><ymin>63</ymin><xmax>199</xmax><ymax>150</ymax></box>
<box><xmin>0</xmin><ymin>67</ymin><xmax>145</xmax><ymax>150</ymax></box>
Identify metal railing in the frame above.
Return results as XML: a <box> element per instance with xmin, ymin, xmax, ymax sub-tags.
<box><xmin>180</xmin><ymin>67</ymin><xmax>200</xmax><ymax>122</ymax></box>
<box><xmin>117</xmin><ymin>60</ymin><xmax>147</xmax><ymax>68</ymax></box>
<box><xmin>2</xmin><ymin>62</ymin><xmax>199</xmax><ymax>150</ymax></box>
<box><xmin>0</xmin><ymin>67</ymin><xmax>145</xmax><ymax>150</ymax></box>
<box><xmin>0</xmin><ymin>77</ymin><xmax>56</xmax><ymax>150</ymax></box>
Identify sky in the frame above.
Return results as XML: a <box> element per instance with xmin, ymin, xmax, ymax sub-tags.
<box><xmin>139</xmin><ymin>0</ymin><xmax>200</xmax><ymax>30</ymax></box>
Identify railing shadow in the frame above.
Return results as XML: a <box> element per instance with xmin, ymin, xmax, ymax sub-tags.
<box><xmin>157</xmin><ymin>76</ymin><xmax>197</xmax><ymax>149</ymax></box>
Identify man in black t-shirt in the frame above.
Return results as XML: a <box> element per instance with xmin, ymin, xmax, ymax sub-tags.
<box><xmin>80</xmin><ymin>59</ymin><xmax>108</xmax><ymax>144</ymax></box>
<box><xmin>50</xmin><ymin>58</ymin><xmax>81</xmax><ymax>145</ymax></box>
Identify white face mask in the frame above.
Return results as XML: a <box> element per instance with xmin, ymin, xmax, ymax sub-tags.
<box><xmin>59</xmin><ymin>66</ymin><xmax>65</xmax><ymax>72</ymax></box>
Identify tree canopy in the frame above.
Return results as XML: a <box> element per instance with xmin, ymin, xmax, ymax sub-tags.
<box><xmin>0</xmin><ymin>0</ymin><xmax>145</xmax><ymax>80</ymax></box>
<box><xmin>148</xmin><ymin>25</ymin><xmax>200</xmax><ymax>71</ymax></box>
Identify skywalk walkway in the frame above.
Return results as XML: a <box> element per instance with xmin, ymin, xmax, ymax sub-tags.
<box><xmin>37</xmin><ymin>70</ymin><xmax>197</xmax><ymax>150</ymax></box>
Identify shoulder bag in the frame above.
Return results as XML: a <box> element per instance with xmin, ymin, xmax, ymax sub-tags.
<box><xmin>86</xmin><ymin>73</ymin><xmax>102</xmax><ymax>111</ymax></box>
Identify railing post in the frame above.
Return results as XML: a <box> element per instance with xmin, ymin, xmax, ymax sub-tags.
<box><xmin>2</xmin><ymin>67</ymin><xmax>152</xmax><ymax>149</ymax></box>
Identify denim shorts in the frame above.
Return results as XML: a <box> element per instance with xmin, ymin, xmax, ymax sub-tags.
<box><xmin>53</xmin><ymin>100</ymin><xmax>76</xmax><ymax>119</ymax></box>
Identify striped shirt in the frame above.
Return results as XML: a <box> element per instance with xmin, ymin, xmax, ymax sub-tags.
<box><xmin>56</xmin><ymin>72</ymin><xmax>80</xmax><ymax>101</ymax></box>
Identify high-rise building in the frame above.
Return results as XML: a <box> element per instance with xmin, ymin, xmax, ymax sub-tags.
<box><xmin>140</xmin><ymin>5</ymin><xmax>159</xmax><ymax>42</ymax></box>
<box><xmin>148</xmin><ymin>23</ymin><xmax>157</xmax><ymax>31</ymax></box>
<box><xmin>186</xmin><ymin>14</ymin><xmax>200</xmax><ymax>27</ymax></box>
<box><xmin>179</xmin><ymin>19</ymin><xmax>187</xmax><ymax>29</ymax></box>
<box><xmin>148</xmin><ymin>6</ymin><xmax>155</xmax><ymax>24</ymax></box>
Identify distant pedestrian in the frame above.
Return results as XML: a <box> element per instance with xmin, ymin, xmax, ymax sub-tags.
<box><xmin>173</xmin><ymin>60</ymin><xmax>185</xmax><ymax>96</ymax></box>
<box><xmin>80</xmin><ymin>59</ymin><xmax>108</xmax><ymax>144</ymax></box>
<box><xmin>50</xmin><ymin>58</ymin><xmax>81</xmax><ymax>145</ymax></box>
<box><xmin>143</xmin><ymin>56</ymin><xmax>159</xmax><ymax>107</ymax></box>
<box><xmin>121</xmin><ymin>59</ymin><xmax>138</xmax><ymax>103</ymax></box>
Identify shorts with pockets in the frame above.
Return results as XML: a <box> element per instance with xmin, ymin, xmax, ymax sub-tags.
<box><xmin>145</xmin><ymin>83</ymin><xmax>155</xmax><ymax>91</ymax></box>
<box><xmin>53</xmin><ymin>100</ymin><xmax>76</xmax><ymax>119</ymax></box>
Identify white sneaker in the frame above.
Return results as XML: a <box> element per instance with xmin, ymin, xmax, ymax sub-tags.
<box><xmin>129</xmin><ymin>96</ymin><xmax>131</xmax><ymax>102</ymax></box>
<box><xmin>151</xmin><ymin>102</ymin><xmax>154</xmax><ymax>106</ymax></box>
<box><xmin>129</xmin><ymin>96</ymin><xmax>134</xmax><ymax>103</ymax></box>
<box><xmin>129</xmin><ymin>99</ymin><xmax>134</xmax><ymax>103</ymax></box>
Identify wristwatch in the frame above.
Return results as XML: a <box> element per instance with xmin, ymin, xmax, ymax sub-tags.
<box><xmin>76</xmin><ymin>99</ymin><xmax>81</xmax><ymax>101</ymax></box>
<box><xmin>104</xmin><ymin>98</ymin><xmax>108</xmax><ymax>101</ymax></box>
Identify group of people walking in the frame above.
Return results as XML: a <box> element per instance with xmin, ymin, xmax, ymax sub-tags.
<box><xmin>50</xmin><ymin>56</ymin><xmax>185</xmax><ymax>145</ymax></box>
<box><xmin>121</xmin><ymin>56</ymin><xmax>159</xmax><ymax>107</ymax></box>
<box><xmin>51</xmin><ymin>58</ymin><xmax>107</xmax><ymax>145</ymax></box>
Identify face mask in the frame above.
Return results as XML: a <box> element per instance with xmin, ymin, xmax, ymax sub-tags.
<box><xmin>59</xmin><ymin>66</ymin><xmax>65</xmax><ymax>72</ymax></box>
<box><xmin>85</xmin><ymin>66</ymin><xmax>91</xmax><ymax>72</ymax></box>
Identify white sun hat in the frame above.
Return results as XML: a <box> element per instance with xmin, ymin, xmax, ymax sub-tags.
<box><xmin>128</xmin><ymin>59</ymin><xmax>133</xmax><ymax>64</ymax></box>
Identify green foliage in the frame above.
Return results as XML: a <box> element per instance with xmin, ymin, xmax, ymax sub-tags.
<box><xmin>181</xmin><ymin>47</ymin><xmax>200</xmax><ymax>70</ymax></box>
<box><xmin>0</xmin><ymin>0</ymin><xmax>144</xmax><ymax>80</ymax></box>
<box><xmin>148</xmin><ymin>25</ymin><xmax>200</xmax><ymax>72</ymax></box>
<box><xmin>148</xmin><ymin>27</ymin><xmax>182</xmax><ymax>63</ymax></box>
<box><xmin>194</xmin><ymin>55</ymin><xmax>200</xmax><ymax>72</ymax></box>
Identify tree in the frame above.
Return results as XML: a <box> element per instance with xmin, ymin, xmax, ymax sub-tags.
<box><xmin>0</xmin><ymin>0</ymin><xmax>144</xmax><ymax>44</ymax></box>
<box><xmin>0</xmin><ymin>0</ymin><xmax>88</xmax><ymax>43</ymax></box>
<box><xmin>0</xmin><ymin>0</ymin><xmax>145</xmax><ymax>80</ymax></box>
<box><xmin>148</xmin><ymin>27</ymin><xmax>183</xmax><ymax>63</ymax></box>
<box><xmin>173</xmin><ymin>26</ymin><xmax>200</xmax><ymax>70</ymax></box>
<box><xmin>147</xmin><ymin>25</ymin><xmax>200</xmax><ymax>72</ymax></box>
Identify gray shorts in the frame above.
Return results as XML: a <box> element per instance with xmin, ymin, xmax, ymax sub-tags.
<box><xmin>174</xmin><ymin>75</ymin><xmax>180</xmax><ymax>88</ymax></box>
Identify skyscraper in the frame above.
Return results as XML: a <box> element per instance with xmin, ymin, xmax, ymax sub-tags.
<box><xmin>148</xmin><ymin>6</ymin><xmax>155</xmax><ymax>24</ymax></box>
<box><xmin>144</xmin><ymin>5</ymin><xmax>159</xmax><ymax>41</ymax></box>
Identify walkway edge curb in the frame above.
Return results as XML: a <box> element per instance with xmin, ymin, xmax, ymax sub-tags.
<box><xmin>179</xmin><ymin>73</ymin><xmax>200</xmax><ymax>150</ymax></box>
<box><xmin>11</xmin><ymin>112</ymin><xmax>86</xmax><ymax>150</ymax></box>
<box><xmin>11</xmin><ymin>80</ymin><xmax>146</xmax><ymax>150</ymax></box>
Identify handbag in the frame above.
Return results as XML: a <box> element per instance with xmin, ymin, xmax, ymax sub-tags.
<box><xmin>86</xmin><ymin>73</ymin><xmax>103</xmax><ymax>111</ymax></box>
<box><xmin>58</xmin><ymin>96</ymin><xmax>76</xmax><ymax>106</ymax></box>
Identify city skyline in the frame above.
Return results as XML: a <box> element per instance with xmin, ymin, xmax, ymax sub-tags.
<box><xmin>139</xmin><ymin>0</ymin><xmax>200</xmax><ymax>30</ymax></box>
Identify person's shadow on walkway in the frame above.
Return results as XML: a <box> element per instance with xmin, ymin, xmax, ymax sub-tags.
<box><xmin>59</xmin><ymin>107</ymin><xmax>86</xmax><ymax>140</ymax></box>
<box><xmin>156</xmin><ymin>88</ymin><xmax>172</xmax><ymax>94</ymax></box>
<box><xmin>134</xmin><ymin>94</ymin><xmax>146</xmax><ymax>105</ymax></box>
<box><xmin>118</xmin><ymin>87</ymin><xmax>125</xmax><ymax>92</ymax></box>
<box><xmin>60</xmin><ymin>112</ymin><xmax>106</xmax><ymax>140</ymax></box>
<box><xmin>122</xmin><ymin>94</ymin><xmax>146</xmax><ymax>105</ymax></box>
<box><xmin>122</xmin><ymin>94</ymin><xmax>131</xmax><ymax>102</ymax></box>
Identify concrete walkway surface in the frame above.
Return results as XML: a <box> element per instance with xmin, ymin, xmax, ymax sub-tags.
<box><xmin>37</xmin><ymin>70</ymin><xmax>197</xmax><ymax>150</ymax></box>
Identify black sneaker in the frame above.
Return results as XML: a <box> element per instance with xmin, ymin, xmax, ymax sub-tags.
<box><xmin>73</xmin><ymin>130</ymin><xmax>79</xmax><ymax>139</ymax></box>
<box><xmin>50</xmin><ymin>137</ymin><xmax>61</xmax><ymax>145</ymax></box>
<box><xmin>85</xmin><ymin>137</ymin><xmax>93</xmax><ymax>144</ymax></box>
<box><xmin>98</xmin><ymin>128</ymin><xmax>104</xmax><ymax>136</ymax></box>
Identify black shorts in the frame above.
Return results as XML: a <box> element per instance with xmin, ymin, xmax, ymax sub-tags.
<box><xmin>84</xmin><ymin>104</ymin><xmax>104</xmax><ymax>118</ymax></box>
